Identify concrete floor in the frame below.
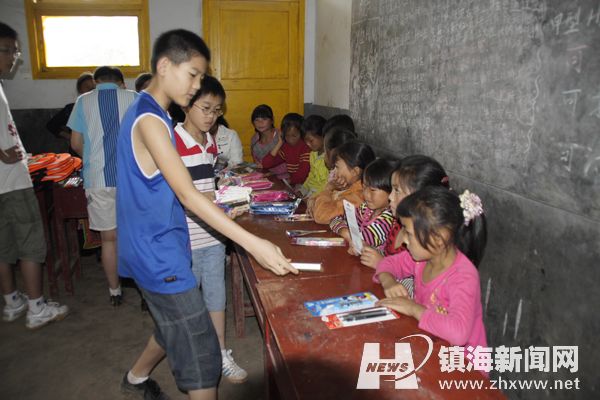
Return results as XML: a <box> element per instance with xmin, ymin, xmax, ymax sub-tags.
<box><xmin>0</xmin><ymin>255</ymin><xmax>265</xmax><ymax>400</ymax></box>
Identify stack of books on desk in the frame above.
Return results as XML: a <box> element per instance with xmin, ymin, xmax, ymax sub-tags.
<box><xmin>215</xmin><ymin>185</ymin><xmax>252</xmax><ymax>214</ymax></box>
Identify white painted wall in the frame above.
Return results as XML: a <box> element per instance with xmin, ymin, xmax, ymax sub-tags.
<box><xmin>303</xmin><ymin>0</ymin><xmax>315</xmax><ymax>104</ymax></box>
<box><xmin>1</xmin><ymin>0</ymin><xmax>317</xmax><ymax>110</ymax></box>
<box><xmin>314</xmin><ymin>0</ymin><xmax>351</xmax><ymax>109</ymax></box>
<box><xmin>0</xmin><ymin>0</ymin><xmax>202</xmax><ymax>109</ymax></box>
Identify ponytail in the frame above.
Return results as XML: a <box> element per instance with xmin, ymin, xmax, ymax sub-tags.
<box><xmin>396</xmin><ymin>186</ymin><xmax>487</xmax><ymax>267</ymax></box>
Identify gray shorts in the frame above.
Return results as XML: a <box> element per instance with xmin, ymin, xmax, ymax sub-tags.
<box><xmin>0</xmin><ymin>188</ymin><xmax>46</xmax><ymax>264</ymax></box>
<box><xmin>191</xmin><ymin>243</ymin><xmax>226</xmax><ymax>312</ymax></box>
<box><xmin>139</xmin><ymin>286</ymin><xmax>221</xmax><ymax>391</ymax></box>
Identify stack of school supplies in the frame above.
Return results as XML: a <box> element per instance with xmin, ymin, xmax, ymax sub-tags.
<box><xmin>215</xmin><ymin>185</ymin><xmax>252</xmax><ymax>214</ymax></box>
<box><xmin>27</xmin><ymin>153</ymin><xmax>82</xmax><ymax>184</ymax></box>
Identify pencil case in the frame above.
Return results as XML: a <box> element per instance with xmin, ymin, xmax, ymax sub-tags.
<box><xmin>251</xmin><ymin>190</ymin><xmax>295</xmax><ymax>202</ymax></box>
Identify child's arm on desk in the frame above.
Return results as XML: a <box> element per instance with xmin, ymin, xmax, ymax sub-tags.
<box><xmin>135</xmin><ymin>116</ymin><xmax>298</xmax><ymax>276</ymax></box>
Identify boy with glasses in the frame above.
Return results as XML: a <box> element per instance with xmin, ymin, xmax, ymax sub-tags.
<box><xmin>0</xmin><ymin>21</ymin><xmax>69</xmax><ymax>329</ymax></box>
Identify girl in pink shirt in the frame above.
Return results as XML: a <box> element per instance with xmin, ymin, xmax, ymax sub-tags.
<box><xmin>375</xmin><ymin>186</ymin><xmax>488</xmax><ymax>350</ymax></box>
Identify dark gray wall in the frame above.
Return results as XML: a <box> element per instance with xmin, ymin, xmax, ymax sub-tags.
<box><xmin>12</xmin><ymin>108</ymin><xmax>70</xmax><ymax>155</ymax></box>
<box><xmin>351</xmin><ymin>1</ymin><xmax>599</xmax><ymax>398</ymax></box>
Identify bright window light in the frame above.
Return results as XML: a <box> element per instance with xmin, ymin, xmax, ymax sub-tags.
<box><xmin>42</xmin><ymin>16</ymin><xmax>140</xmax><ymax>67</ymax></box>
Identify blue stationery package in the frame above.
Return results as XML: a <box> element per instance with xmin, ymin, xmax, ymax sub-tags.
<box><xmin>249</xmin><ymin>198</ymin><xmax>300</xmax><ymax>216</ymax></box>
<box><xmin>304</xmin><ymin>292</ymin><xmax>379</xmax><ymax>317</ymax></box>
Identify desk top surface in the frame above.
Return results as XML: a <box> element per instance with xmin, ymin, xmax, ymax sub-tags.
<box><xmin>257</xmin><ymin>274</ymin><xmax>505</xmax><ymax>400</ymax></box>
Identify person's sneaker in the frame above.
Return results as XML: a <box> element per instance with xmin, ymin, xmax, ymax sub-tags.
<box><xmin>222</xmin><ymin>349</ymin><xmax>248</xmax><ymax>384</ymax></box>
<box><xmin>110</xmin><ymin>294</ymin><xmax>123</xmax><ymax>307</ymax></box>
<box><xmin>121</xmin><ymin>373</ymin><xmax>170</xmax><ymax>400</ymax></box>
<box><xmin>2</xmin><ymin>292</ymin><xmax>28</xmax><ymax>322</ymax></box>
<box><xmin>25</xmin><ymin>301</ymin><xmax>69</xmax><ymax>329</ymax></box>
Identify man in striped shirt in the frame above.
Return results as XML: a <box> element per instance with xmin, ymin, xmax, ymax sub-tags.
<box><xmin>68</xmin><ymin>66</ymin><xmax>137</xmax><ymax>306</ymax></box>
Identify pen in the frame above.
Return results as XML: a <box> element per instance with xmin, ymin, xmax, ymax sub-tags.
<box><xmin>341</xmin><ymin>309</ymin><xmax>389</xmax><ymax>322</ymax></box>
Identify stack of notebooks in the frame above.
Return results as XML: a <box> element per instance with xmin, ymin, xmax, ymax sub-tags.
<box><xmin>215</xmin><ymin>185</ymin><xmax>252</xmax><ymax>214</ymax></box>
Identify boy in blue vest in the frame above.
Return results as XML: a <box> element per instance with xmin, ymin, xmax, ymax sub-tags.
<box><xmin>117</xmin><ymin>29</ymin><xmax>297</xmax><ymax>400</ymax></box>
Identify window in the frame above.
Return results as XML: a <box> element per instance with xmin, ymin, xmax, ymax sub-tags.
<box><xmin>25</xmin><ymin>0</ymin><xmax>150</xmax><ymax>79</ymax></box>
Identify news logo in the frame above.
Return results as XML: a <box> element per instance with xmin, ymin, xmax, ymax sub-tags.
<box><xmin>356</xmin><ymin>334</ymin><xmax>433</xmax><ymax>389</ymax></box>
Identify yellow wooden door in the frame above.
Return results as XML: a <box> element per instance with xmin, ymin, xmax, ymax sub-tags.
<box><xmin>203</xmin><ymin>0</ymin><xmax>304</xmax><ymax>162</ymax></box>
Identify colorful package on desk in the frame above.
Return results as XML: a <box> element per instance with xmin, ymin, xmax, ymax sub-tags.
<box><xmin>249</xmin><ymin>201</ymin><xmax>297</xmax><ymax>215</ymax></box>
<box><xmin>242</xmin><ymin>179</ymin><xmax>273</xmax><ymax>190</ymax></box>
<box><xmin>322</xmin><ymin>307</ymin><xmax>398</xmax><ymax>329</ymax></box>
<box><xmin>251</xmin><ymin>190</ymin><xmax>295</xmax><ymax>202</ymax></box>
<box><xmin>304</xmin><ymin>291</ymin><xmax>379</xmax><ymax>317</ymax></box>
<box><xmin>290</xmin><ymin>237</ymin><xmax>346</xmax><ymax>247</ymax></box>
<box><xmin>274</xmin><ymin>214</ymin><xmax>314</xmax><ymax>222</ymax></box>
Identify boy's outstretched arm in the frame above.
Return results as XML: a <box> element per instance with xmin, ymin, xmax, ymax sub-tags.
<box><xmin>135</xmin><ymin>116</ymin><xmax>298</xmax><ymax>276</ymax></box>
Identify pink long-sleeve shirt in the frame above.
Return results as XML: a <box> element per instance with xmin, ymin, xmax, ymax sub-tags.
<box><xmin>374</xmin><ymin>250</ymin><xmax>487</xmax><ymax>350</ymax></box>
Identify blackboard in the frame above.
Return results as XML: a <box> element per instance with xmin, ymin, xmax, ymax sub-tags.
<box><xmin>350</xmin><ymin>0</ymin><xmax>600</xmax><ymax>219</ymax></box>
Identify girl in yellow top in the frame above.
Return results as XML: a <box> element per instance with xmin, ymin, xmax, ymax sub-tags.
<box><xmin>300</xmin><ymin>115</ymin><xmax>328</xmax><ymax>196</ymax></box>
<box><xmin>309</xmin><ymin>141</ymin><xmax>375</xmax><ymax>224</ymax></box>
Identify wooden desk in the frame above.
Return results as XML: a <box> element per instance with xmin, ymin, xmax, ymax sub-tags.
<box><xmin>231</xmin><ymin>208</ymin><xmax>365</xmax><ymax>337</ymax></box>
<box><xmin>51</xmin><ymin>185</ymin><xmax>87</xmax><ymax>295</ymax></box>
<box><xmin>257</xmin><ymin>273</ymin><xmax>505</xmax><ymax>400</ymax></box>
<box><xmin>34</xmin><ymin>186</ymin><xmax>58</xmax><ymax>298</ymax></box>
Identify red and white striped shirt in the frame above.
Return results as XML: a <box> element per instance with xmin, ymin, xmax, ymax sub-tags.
<box><xmin>174</xmin><ymin>123</ymin><xmax>225</xmax><ymax>250</ymax></box>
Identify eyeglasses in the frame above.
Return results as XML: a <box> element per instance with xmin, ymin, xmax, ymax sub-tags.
<box><xmin>0</xmin><ymin>47</ymin><xmax>21</xmax><ymax>58</ymax></box>
<box><xmin>193</xmin><ymin>104</ymin><xmax>223</xmax><ymax>117</ymax></box>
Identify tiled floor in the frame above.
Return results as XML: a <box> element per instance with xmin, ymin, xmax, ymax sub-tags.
<box><xmin>0</xmin><ymin>255</ymin><xmax>265</xmax><ymax>399</ymax></box>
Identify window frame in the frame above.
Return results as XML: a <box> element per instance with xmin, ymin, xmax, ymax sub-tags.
<box><xmin>24</xmin><ymin>0</ymin><xmax>150</xmax><ymax>79</ymax></box>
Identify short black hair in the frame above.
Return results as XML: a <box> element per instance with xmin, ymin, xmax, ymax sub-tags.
<box><xmin>151</xmin><ymin>29</ymin><xmax>210</xmax><ymax>74</ymax></box>
<box><xmin>281</xmin><ymin>113</ymin><xmax>303</xmax><ymax>136</ymax></box>
<box><xmin>301</xmin><ymin>114</ymin><xmax>326</xmax><ymax>138</ymax></box>
<box><xmin>216</xmin><ymin>115</ymin><xmax>229</xmax><ymax>128</ymax></box>
<box><xmin>324</xmin><ymin>127</ymin><xmax>357</xmax><ymax>153</ymax></box>
<box><xmin>334</xmin><ymin>141</ymin><xmax>375</xmax><ymax>178</ymax></box>
<box><xmin>134</xmin><ymin>72</ymin><xmax>153</xmax><ymax>92</ymax></box>
<box><xmin>394</xmin><ymin>155</ymin><xmax>449</xmax><ymax>193</ymax></box>
<box><xmin>189</xmin><ymin>75</ymin><xmax>226</xmax><ymax>106</ymax></box>
<box><xmin>363</xmin><ymin>158</ymin><xmax>396</xmax><ymax>193</ymax></box>
<box><xmin>323</xmin><ymin>114</ymin><xmax>355</xmax><ymax>135</ymax></box>
<box><xmin>76</xmin><ymin>72</ymin><xmax>94</xmax><ymax>93</ymax></box>
<box><xmin>93</xmin><ymin>66</ymin><xmax>124</xmax><ymax>83</ymax></box>
<box><xmin>251</xmin><ymin>104</ymin><xmax>274</xmax><ymax>122</ymax></box>
<box><xmin>0</xmin><ymin>22</ymin><xmax>17</xmax><ymax>40</ymax></box>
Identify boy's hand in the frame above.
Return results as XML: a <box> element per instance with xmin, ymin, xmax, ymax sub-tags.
<box><xmin>360</xmin><ymin>246</ymin><xmax>383</xmax><ymax>269</ymax></box>
<box><xmin>247</xmin><ymin>237</ymin><xmax>298</xmax><ymax>276</ymax></box>
<box><xmin>0</xmin><ymin>145</ymin><xmax>23</xmax><ymax>164</ymax></box>
<box><xmin>376</xmin><ymin>297</ymin><xmax>425</xmax><ymax>320</ymax></box>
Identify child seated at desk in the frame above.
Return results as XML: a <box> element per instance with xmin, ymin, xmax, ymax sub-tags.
<box><xmin>249</xmin><ymin>104</ymin><xmax>288</xmax><ymax>178</ymax></box>
<box><xmin>359</xmin><ymin>155</ymin><xmax>450</xmax><ymax>297</ymax></box>
<box><xmin>309</xmin><ymin>141</ymin><xmax>375</xmax><ymax>224</ymax></box>
<box><xmin>261</xmin><ymin>113</ymin><xmax>311</xmax><ymax>185</ymax></box>
<box><xmin>299</xmin><ymin>115</ymin><xmax>328</xmax><ymax>197</ymax></box>
<box><xmin>330</xmin><ymin>158</ymin><xmax>395</xmax><ymax>254</ymax></box>
<box><xmin>374</xmin><ymin>186</ymin><xmax>488</xmax><ymax>352</ymax></box>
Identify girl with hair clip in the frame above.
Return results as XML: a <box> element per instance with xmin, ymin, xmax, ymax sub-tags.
<box><xmin>360</xmin><ymin>155</ymin><xmax>450</xmax><ymax>296</ymax></box>
<box><xmin>374</xmin><ymin>186</ymin><xmax>488</xmax><ymax>351</ymax></box>
<box><xmin>330</xmin><ymin>158</ymin><xmax>396</xmax><ymax>254</ymax></box>
<box><xmin>309</xmin><ymin>141</ymin><xmax>375</xmax><ymax>224</ymax></box>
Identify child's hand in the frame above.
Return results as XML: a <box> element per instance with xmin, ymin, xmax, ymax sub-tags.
<box><xmin>383</xmin><ymin>282</ymin><xmax>409</xmax><ymax>299</ymax></box>
<box><xmin>347</xmin><ymin>244</ymin><xmax>359</xmax><ymax>256</ymax></box>
<box><xmin>376</xmin><ymin>297</ymin><xmax>425</xmax><ymax>320</ymax></box>
<box><xmin>360</xmin><ymin>246</ymin><xmax>384</xmax><ymax>269</ymax></box>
